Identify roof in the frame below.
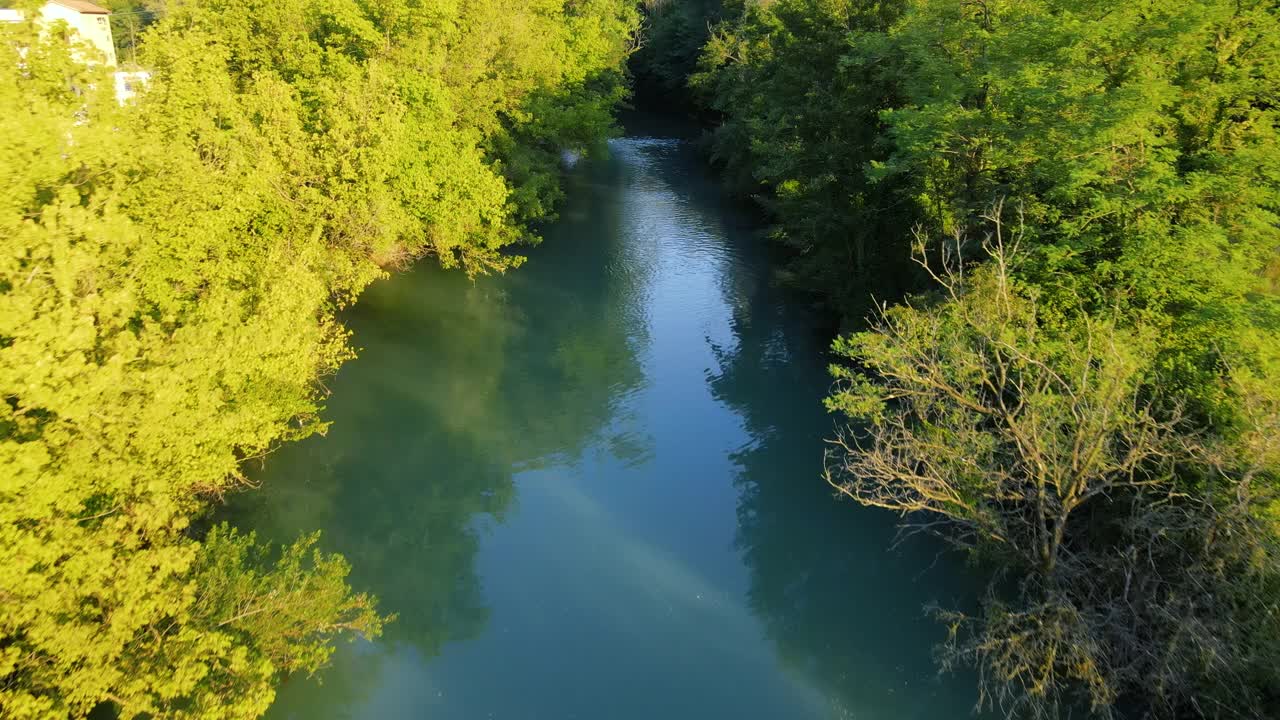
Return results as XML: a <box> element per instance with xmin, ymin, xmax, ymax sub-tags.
<box><xmin>50</xmin><ymin>0</ymin><xmax>111</xmax><ymax>14</ymax></box>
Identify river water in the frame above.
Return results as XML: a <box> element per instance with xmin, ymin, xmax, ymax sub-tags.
<box><xmin>232</xmin><ymin>118</ymin><xmax>979</xmax><ymax>720</ymax></box>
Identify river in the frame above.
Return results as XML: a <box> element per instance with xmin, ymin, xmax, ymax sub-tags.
<box><xmin>230</xmin><ymin>116</ymin><xmax>980</xmax><ymax>720</ymax></box>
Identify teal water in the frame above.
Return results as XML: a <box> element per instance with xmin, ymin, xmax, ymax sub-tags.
<box><xmin>232</xmin><ymin>119</ymin><xmax>979</xmax><ymax>720</ymax></box>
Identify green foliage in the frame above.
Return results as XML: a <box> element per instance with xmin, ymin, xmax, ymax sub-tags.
<box><xmin>191</xmin><ymin>525</ymin><xmax>386</xmax><ymax>679</ymax></box>
<box><xmin>101</xmin><ymin>0</ymin><xmax>162</xmax><ymax>65</ymax></box>
<box><xmin>877</xmin><ymin>0</ymin><xmax>1280</xmax><ymax>422</ymax></box>
<box><xmin>691</xmin><ymin>0</ymin><xmax>1280</xmax><ymax>349</ymax></box>
<box><xmin>631</xmin><ymin>0</ymin><xmax>723</xmax><ymax>100</ymax></box>
<box><xmin>826</xmin><ymin>246</ymin><xmax>1280</xmax><ymax>717</ymax></box>
<box><xmin>643</xmin><ymin>0</ymin><xmax>1280</xmax><ymax>715</ymax></box>
<box><xmin>1</xmin><ymin>0</ymin><xmax>636</xmax><ymax>717</ymax></box>
<box><xmin>690</xmin><ymin>0</ymin><xmax>913</xmax><ymax>316</ymax></box>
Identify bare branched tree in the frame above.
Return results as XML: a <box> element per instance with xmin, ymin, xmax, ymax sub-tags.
<box><xmin>824</xmin><ymin>207</ymin><xmax>1280</xmax><ymax>719</ymax></box>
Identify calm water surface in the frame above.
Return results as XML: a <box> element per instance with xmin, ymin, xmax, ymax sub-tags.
<box><xmin>233</xmin><ymin>118</ymin><xmax>979</xmax><ymax>719</ymax></box>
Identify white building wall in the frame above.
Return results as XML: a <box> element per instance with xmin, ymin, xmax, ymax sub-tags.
<box><xmin>39</xmin><ymin>2</ymin><xmax>117</xmax><ymax>67</ymax></box>
<box><xmin>113</xmin><ymin>70</ymin><xmax>150</xmax><ymax>104</ymax></box>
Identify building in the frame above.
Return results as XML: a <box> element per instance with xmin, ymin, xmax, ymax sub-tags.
<box><xmin>1</xmin><ymin>0</ymin><xmax>118</xmax><ymax>66</ymax></box>
<box><xmin>113</xmin><ymin>69</ymin><xmax>150</xmax><ymax>104</ymax></box>
<box><xmin>3</xmin><ymin>0</ymin><xmax>147</xmax><ymax>104</ymax></box>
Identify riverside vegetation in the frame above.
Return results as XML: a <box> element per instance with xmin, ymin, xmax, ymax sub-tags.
<box><xmin>638</xmin><ymin>0</ymin><xmax>1280</xmax><ymax>718</ymax></box>
<box><xmin>5</xmin><ymin>0</ymin><xmax>1279</xmax><ymax>718</ymax></box>
<box><xmin>0</xmin><ymin>0</ymin><xmax>636</xmax><ymax>717</ymax></box>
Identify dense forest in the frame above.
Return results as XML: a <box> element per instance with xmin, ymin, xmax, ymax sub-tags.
<box><xmin>638</xmin><ymin>0</ymin><xmax>1280</xmax><ymax>717</ymax></box>
<box><xmin>0</xmin><ymin>0</ymin><xmax>637</xmax><ymax>717</ymax></box>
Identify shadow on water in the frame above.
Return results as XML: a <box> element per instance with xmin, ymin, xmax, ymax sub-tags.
<box><xmin>704</xmin><ymin>184</ymin><xmax>985</xmax><ymax>717</ymax></box>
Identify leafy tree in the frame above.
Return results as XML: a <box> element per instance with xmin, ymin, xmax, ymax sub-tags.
<box><xmin>689</xmin><ymin>0</ymin><xmax>1280</xmax><ymax>372</ymax></box>
<box><xmin>631</xmin><ymin>0</ymin><xmax>722</xmax><ymax>103</ymax></box>
<box><xmin>190</xmin><ymin>525</ymin><xmax>385</xmax><ymax>680</ymax></box>
<box><xmin>690</xmin><ymin>0</ymin><xmax>915</xmax><ymax>318</ymax></box>
<box><xmin>641</xmin><ymin>1</ymin><xmax>1280</xmax><ymax>712</ymax></box>
<box><xmin>878</xmin><ymin>0</ymin><xmax>1280</xmax><ymax>421</ymax></box>
<box><xmin>1</xmin><ymin>0</ymin><xmax>637</xmax><ymax>715</ymax></box>
<box><xmin>825</xmin><ymin>226</ymin><xmax>1280</xmax><ymax>718</ymax></box>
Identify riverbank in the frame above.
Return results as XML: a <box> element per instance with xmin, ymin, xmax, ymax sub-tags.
<box><xmin>638</xmin><ymin>2</ymin><xmax>1280</xmax><ymax>716</ymax></box>
<box><xmin>231</xmin><ymin>119</ymin><xmax>981</xmax><ymax>720</ymax></box>
<box><xmin>0</xmin><ymin>2</ymin><xmax>640</xmax><ymax>715</ymax></box>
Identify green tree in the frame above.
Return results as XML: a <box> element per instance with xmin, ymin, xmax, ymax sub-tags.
<box><xmin>825</xmin><ymin>229</ymin><xmax>1280</xmax><ymax>718</ymax></box>
<box><xmin>645</xmin><ymin>2</ymin><xmax>1280</xmax><ymax>710</ymax></box>
<box><xmin>1</xmin><ymin>0</ymin><xmax>637</xmax><ymax>715</ymax></box>
<box><xmin>690</xmin><ymin>0</ymin><xmax>914</xmax><ymax>317</ymax></box>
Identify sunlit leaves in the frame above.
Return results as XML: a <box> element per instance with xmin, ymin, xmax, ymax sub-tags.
<box><xmin>1</xmin><ymin>0</ymin><xmax>636</xmax><ymax>716</ymax></box>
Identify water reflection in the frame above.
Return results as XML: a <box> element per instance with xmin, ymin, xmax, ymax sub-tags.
<box><xmin>707</xmin><ymin>231</ymin><xmax>982</xmax><ymax>717</ymax></box>
<box><xmin>232</xmin><ymin>145</ymin><xmax>655</xmax><ymax>664</ymax></box>
<box><xmin>231</xmin><ymin>120</ymin><xmax>980</xmax><ymax>720</ymax></box>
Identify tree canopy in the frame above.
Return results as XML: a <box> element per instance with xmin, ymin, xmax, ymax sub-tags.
<box><xmin>636</xmin><ymin>0</ymin><xmax>1280</xmax><ymax>715</ymax></box>
<box><xmin>0</xmin><ymin>0</ymin><xmax>637</xmax><ymax>716</ymax></box>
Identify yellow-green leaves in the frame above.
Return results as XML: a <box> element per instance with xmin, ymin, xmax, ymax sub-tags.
<box><xmin>1</xmin><ymin>0</ymin><xmax>636</xmax><ymax>716</ymax></box>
